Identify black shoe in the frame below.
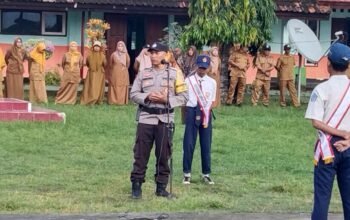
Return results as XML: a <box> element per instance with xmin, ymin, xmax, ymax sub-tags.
<box><xmin>155</xmin><ymin>183</ymin><xmax>172</xmax><ymax>198</ymax></box>
<box><xmin>131</xmin><ymin>182</ymin><xmax>142</xmax><ymax>199</ymax></box>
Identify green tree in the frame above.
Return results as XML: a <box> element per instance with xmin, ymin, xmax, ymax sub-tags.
<box><xmin>181</xmin><ymin>0</ymin><xmax>276</xmax><ymax>47</ymax></box>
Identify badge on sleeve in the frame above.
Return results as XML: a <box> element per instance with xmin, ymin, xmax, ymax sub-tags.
<box><xmin>310</xmin><ymin>92</ymin><xmax>318</xmax><ymax>102</ymax></box>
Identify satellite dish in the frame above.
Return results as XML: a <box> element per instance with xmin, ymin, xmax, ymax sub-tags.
<box><xmin>286</xmin><ymin>19</ymin><xmax>325</xmax><ymax>102</ymax></box>
<box><xmin>287</xmin><ymin>19</ymin><xmax>323</xmax><ymax>63</ymax></box>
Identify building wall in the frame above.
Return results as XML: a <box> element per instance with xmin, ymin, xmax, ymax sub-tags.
<box><xmin>0</xmin><ymin>10</ymin><xmax>86</xmax><ymax>77</ymax></box>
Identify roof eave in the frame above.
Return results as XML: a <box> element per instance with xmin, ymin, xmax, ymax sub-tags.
<box><xmin>0</xmin><ymin>2</ymin><xmax>188</xmax><ymax>15</ymax></box>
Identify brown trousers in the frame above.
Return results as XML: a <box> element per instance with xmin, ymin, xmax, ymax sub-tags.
<box><xmin>279</xmin><ymin>80</ymin><xmax>300</xmax><ymax>107</ymax></box>
<box><xmin>226</xmin><ymin>76</ymin><xmax>246</xmax><ymax>104</ymax></box>
<box><xmin>130</xmin><ymin>122</ymin><xmax>171</xmax><ymax>184</ymax></box>
<box><xmin>251</xmin><ymin>79</ymin><xmax>270</xmax><ymax>106</ymax></box>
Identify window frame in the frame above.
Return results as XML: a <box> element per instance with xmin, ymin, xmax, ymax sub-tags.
<box><xmin>41</xmin><ymin>11</ymin><xmax>67</xmax><ymax>36</ymax></box>
<box><xmin>0</xmin><ymin>10</ymin><xmax>67</xmax><ymax>36</ymax></box>
<box><xmin>1</xmin><ymin>10</ymin><xmax>42</xmax><ymax>35</ymax></box>
<box><xmin>305</xmin><ymin>19</ymin><xmax>320</xmax><ymax>67</ymax></box>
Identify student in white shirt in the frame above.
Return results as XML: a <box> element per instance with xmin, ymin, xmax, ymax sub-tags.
<box><xmin>305</xmin><ymin>43</ymin><xmax>350</xmax><ymax>220</ymax></box>
<box><xmin>182</xmin><ymin>54</ymin><xmax>217</xmax><ymax>185</ymax></box>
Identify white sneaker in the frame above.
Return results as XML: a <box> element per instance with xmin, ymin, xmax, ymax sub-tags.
<box><xmin>183</xmin><ymin>173</ymin><xmax>191</xmax><ymax>185</ymax></box>
<box><xmin>202</xmin><ymin>175</ymin><xmax>214</xmax><ymax>185</ymax></box>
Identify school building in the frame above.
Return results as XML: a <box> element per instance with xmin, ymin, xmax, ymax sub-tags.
<box><xmin>0</xmin><ymin>0</ymin><xmax>349</xmax><ymax>85</ymax></box>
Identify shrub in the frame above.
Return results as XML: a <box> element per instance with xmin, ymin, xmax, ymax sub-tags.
<box><xmin>45</xmin><ymin>69</ymin><xmax>61</xmax><ymax>86</ymax></box>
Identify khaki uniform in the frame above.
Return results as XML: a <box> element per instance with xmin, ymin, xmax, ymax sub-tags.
<box><xmin>55</xmin><ymin>53</ymin><xmax>83</xmax><ymax>104</ymax></box>
<box><xmin>276</xmin><ymin>54</ymin><xmax>300</xmax><ymax>107</ymax></box>
<box><xmin>251</xmin><ymin>54</ymin><xmax>275</xmax><ymax>106</ymax></box>
<box><xmin>29</xmin><ymin>61</ymin><xmax>48</xmax><ymax>104</ymax></box>
<box><xmin>130</xmin><ymin>66</ymin><xmax>188</xmax><ymax>184</ymax></box>
<box><xmin>226</xmin><ymin>51</ymin><xmax>250</xmax><ymax>105</ymax></box>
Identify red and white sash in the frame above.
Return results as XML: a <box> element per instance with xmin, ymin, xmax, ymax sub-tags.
<box><xmin>314</xmin><ymin>81</ymin><xmax>350</xmax><ymax>165</ymax></box>
<box><xmin>188</xmin><ymin>75</ymin><xmax>212</xmax><ymax>128</ymax></box>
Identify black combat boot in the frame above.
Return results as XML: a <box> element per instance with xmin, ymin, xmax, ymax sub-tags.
<box><xmin>131</xmin><ymin>182</ymin><xmax>142</xmax><ymax>199</ymax></box>
<box><xmin>155</xmin><ymin>182</ymin><xmax>172</xmax><ymax>198</ymax></box>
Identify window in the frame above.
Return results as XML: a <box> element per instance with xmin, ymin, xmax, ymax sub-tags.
<box><xmin>1</xmin><ymin>11</ymin><xmax>41</xmax><ymax>35</ymax></box>
<box><xmin>42</xmin><ymin>12</ymin><xmax>66</xmax><ymax>35</ymax></box>
<box><xmin>306</xmin><ymin>20</ymin><xmax>320</xmax><ymax>39</ymax></box>
<box><xmin>1</xmin><ymin>10</ymin><xmax>66</xmax><ymax>36</ymax></box>
<box><xmin>305</xmin><ymin>20</ymin><xmax>320</xmax><ymax>66</ymax></box>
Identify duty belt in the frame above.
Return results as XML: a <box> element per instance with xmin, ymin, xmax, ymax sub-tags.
<box><xmin>140</xmin><ymin>106</ymin><xmax>174</xmax><ymax>115</ymax></box>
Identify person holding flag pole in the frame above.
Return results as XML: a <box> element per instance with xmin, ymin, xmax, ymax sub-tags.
<box><xmin>182</xmin><ymin>54</ymin><xmax>217</xmax><ymax>185</ymax></box>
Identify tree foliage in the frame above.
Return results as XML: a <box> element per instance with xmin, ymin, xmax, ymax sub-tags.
<box><xmin>181</xmin><ymin>0</ymin><xmax>276</xmax><ymax>47</ymax></box>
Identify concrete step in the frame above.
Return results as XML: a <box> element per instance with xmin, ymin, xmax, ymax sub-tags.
<box><xmin>0</xmin><ymin>108</ymin><xmax>65</xmax><ymax>122</ymax></box>
<box><xmin>0</xmin><ymin>98</ymin><xmax>31</xmax><ymax>112</ymax></box>
<box><xmin>0</xmin><ymin>99</ymin><xmax>65</xmax><ymax>122</ymax></box>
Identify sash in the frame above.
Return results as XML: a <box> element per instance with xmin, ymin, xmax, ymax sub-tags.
<box><xmin>188</xmin><ymin>75</ymin><xmax>212</xmax><ymax>128</ymax></box>
<box><xmin>314</xmin><ymin>81</ymin><xmax>350</xmax><ymax>165</ymax></box>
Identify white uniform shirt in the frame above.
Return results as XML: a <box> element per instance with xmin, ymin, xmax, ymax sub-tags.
<box><xmin>305</xmin><ymin>75</ymin><xmax>350</xmax><ymax>131</ymax></box>
<box><xmin>185</xmin><ymin>73</ymin><xmax>217</xmax><ymax>107</ymax></box>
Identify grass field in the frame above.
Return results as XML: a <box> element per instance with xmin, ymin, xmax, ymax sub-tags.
<box><xmin>0</xmin><ymin>95</ymin><xmax>344</xmax><ymax>214</ymax></box>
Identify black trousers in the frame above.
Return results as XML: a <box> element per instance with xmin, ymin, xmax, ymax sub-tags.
<box><xmin>130</xmin><ymin>122</ymin><xmax>171</xmax><ymax>184</ymax></box>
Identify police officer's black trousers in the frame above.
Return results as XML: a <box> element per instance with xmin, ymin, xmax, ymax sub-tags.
<box><xmin>130</xmin><ymin>122</ymin><xmax>171</xmax><ymax>184</ymax></box>
<box><xmin>312</xmin><ymin>136</ymin><xmax>350</xmax><ymax>220</ymax></box>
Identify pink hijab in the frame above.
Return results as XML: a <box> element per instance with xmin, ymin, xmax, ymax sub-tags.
<box><xmin>113</xmin><ymin>41</ymin><xmax>129</xmax><ymax>67</ymax></box>
<box><xmin>136</xmin><ymin>48</ymin><xmax>152</xmax><ymax>72</ymax></box>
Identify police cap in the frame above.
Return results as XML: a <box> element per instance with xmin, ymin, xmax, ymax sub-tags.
<box><xmin>148</xmin><ymin>42</ymin><xmax>169</xmax><ymax>52</ymax></box>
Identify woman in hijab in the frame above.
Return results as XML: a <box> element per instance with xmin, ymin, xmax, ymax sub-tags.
<box><xmin>5</xmin><ymin>37</ymin><xmax>26</xmax><ymax>100</ymax></box>
<box><xmin>55</xmin><ymin>41</ymin><xmax>83</xmax><ymax>104</ymax></box>
<box><xmin>183</xmin><ymin>45</ymin><xmax>197</xmax><ymax>77</ymax></box>
<box><xmin>173</xmin><ymin>47</ymin><xmax>184</xmax><ymax>71</ymax></box>
<box><xmin>133</xmin><ymin>44</ymin><xmax>151</xmax><ymax>73</ymax></box>
<box><xmin>0</xmin><ymin>48</ymin><xmax>6</xmax><ymax>98</ymax></box>
<box><xmin>107</xmin><ymin>41</ymin><xmax>130</xmax><ymax>105</ymax></box>
<box><xmin>80</xmin><ymin>40</ymin><xmax>107</xmax><ymax>105</ymax></box>
<box><xmin>208</xmin><ymin>46</ymin><xmax>221</xmax><ymax>108</ymax></box>
<box><xmin>28</xmin><ymin>42</ymin><xmax>47</xmax><ymax>104</ymax></box>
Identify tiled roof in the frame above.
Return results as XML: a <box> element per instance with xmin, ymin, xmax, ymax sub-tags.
<box><xmin>1</xmin><ymin>0</ymin><xmax>188</xmax><ymax>8</ymax></box>
<box><xmin>318</xmin><ymin>0</ymin><xmax>350</xmax><ymax>8</ymax></box>
<box><xmin>275</xmin><ymin>0</ymin><xmax>331</xmax><ymax>14</ymax></box>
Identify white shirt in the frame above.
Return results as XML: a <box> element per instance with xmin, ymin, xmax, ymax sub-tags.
<box><xmin>185</xmin><ymin>73</ymin><xmax>217</xmax><ymax>107</ymax></box>
<box><xmin>305</xmin><ymin>75</ymin><xmax>350</xmax><ymax>131</ymax></box>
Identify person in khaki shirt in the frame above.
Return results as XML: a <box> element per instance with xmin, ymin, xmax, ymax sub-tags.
<box><xmin>276</xmin><ymin>44</ymin><xmax>300</xmax><ymax>107</ymax></box>
<box><xmin>251</xmin><ymin>44</ymin><xmax>275</xmax><ymax>106</ymax></box>
<box><xmin>226</xmin><ymin>46</ymin><xmax>250</xmax><ymax>106</ymax></box>
<box><xmin>129</xmin><ymin>42</ymin><xmax>188</xmax><ymax>199</ymax></box>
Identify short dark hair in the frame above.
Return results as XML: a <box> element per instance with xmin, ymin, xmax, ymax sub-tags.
<box><xmin>329</xmin><ymin>58</ymin><xmax>349</xmax><ymax>72</ymax></box>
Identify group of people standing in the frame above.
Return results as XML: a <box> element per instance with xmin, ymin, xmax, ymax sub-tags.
<box><xmin>226</xmin><ymin>43</ymin><xmax>300</xmax><ymax>107</ymax></box>
<box><xmin>0</xmin><ymin>38</ymin><xmax>50</xmax><ymax>103</ymax></box>
<box><xmin>55</xmin><ymin>40</ymin><xmax>131</xmax><ymax>106</ymax></box>
<box><xmin>172</xmin><ymin>43</ymin><xmax>300</xmax><ymax>108</ymax></box>
<box><xmin>0</xmin><ymin>37</ymin><xmax>300</xmax><ymax>108</ymax></box>
<box><xmin>0</xmin><ymin>39</ymin><xmax>131</xmax><ymax>106</ymax></box>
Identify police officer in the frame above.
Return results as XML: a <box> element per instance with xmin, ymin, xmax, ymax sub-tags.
<box><xmin>226</xmin><ymin>45</ymin><xmax>250</xmax><ymax>106</ymax></box>
<box><xmin>182</xmin><ymin>55</ymin><xmax>216</xmax><ymax>185</ymax></box>
<box><xmin>129</xmin><ymin>42</ymin><xmax>188</xmax><ymax>199</ymax></box>
<box><xmin>251</xmin><ymin>44</ymin><xmax>275</xmax><ymax>106</ymax></box>
<box><xmin>305</xmin><ymin>43</ymin><xmax>350</xmax><ymax>220</ymax></box>
<box><xmin>276</xmin><ymin>44</ymin><xmax>300</xmax><ymax>107</ymax></box>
